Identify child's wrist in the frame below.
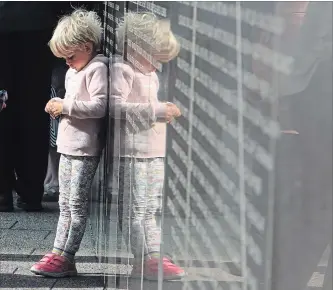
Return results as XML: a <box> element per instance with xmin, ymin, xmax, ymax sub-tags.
<box><xmin>62</xmin><ymin>99</ymin><xmax>70</xmax><ymax>115</ymax></box>
<box><xmin>154</xmin><ymin>102</ymin><xmax>167</xmax><ymax>119</ymax></box>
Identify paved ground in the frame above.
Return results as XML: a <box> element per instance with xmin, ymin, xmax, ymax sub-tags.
<box><xmin>0</xmin><ymin>201</ymin><xmax>105</xmax><ymax>290</ymax></box>
<box><xmin>0</xmin><ymin>200</ymin><xmax>243</xmax><ymax>289</ymax></box>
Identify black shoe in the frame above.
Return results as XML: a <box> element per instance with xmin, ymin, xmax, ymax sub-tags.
<box><xmin>43</xmin><ymin>190</ymin><xmax>59</xmax><ymax>202</ymax></box>
<box><xmin>16</xmin><ymin>197</ymin><xmax>43</xmax><ymax>212</ymax></box>
<box><xmin>17</xmin><ymin>202</ymin><xmax>43</xmax><ymax>212</ymax></box>
<box><xmin>0</xmin><ymin>194</ymin><xmax>14</xmax><ymax>212</ymax></box>
<box><xmin>0</xmin><ymin>204</ymin><xmax>14</xmax><ymax>212</ymax></box>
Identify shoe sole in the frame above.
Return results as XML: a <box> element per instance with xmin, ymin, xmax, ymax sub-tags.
<box><xmin>31</xmin><ymin>268</ymin><xmax>77</xmax><ymax>278</ymax></box>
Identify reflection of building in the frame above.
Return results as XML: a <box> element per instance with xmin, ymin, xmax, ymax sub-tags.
<box><xmin>89</xmin><ymin>2</ymin><xmax>332</xmax><ymax>290</ymax></box>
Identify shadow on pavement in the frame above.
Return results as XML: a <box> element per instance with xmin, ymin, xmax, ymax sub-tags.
<box><xmin>0</xmin><ymin>273</ymin><xmax>105</xmax><ymax>289</ymax></box>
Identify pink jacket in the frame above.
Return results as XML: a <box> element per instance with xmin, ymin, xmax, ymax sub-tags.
<box><xmin>55</xmin><ymin>54</ymin><xmax>108</xmax><ymax>156</ymax></box>
<box><xmin>110</xmin><ymin>56</ymin><xmax>167</xmax><ymax>158</ymax></box>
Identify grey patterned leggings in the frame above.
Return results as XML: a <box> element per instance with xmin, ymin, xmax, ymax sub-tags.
<box><xmin>117</xmin><ymin>158</ymin><xmax>164</xmax><ymax>261</ymax></box>
<box><xmin>54</xmin><ymin>154</ymin><xmax>99</xmax><ymax>255</ymax></box>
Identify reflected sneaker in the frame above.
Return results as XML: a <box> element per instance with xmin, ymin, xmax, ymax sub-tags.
<box><xmin>132</xmin><ymin>257</ymin><xmax>185</xmax><ymax>281</ymax></box>
<box><xmin>30</xmin><ymin>255</ymin><xmax>77</xmax><ymax>278</ymax></box>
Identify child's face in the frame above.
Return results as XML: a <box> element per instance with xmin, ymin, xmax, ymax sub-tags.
<box><xmin>63</xmin><ymin>43</ymin><xmax>94</xmax><ymax>71</ymax></box>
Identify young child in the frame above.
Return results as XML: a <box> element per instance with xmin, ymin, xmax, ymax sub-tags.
<box><xmin>31</xmin><ymin>9</ymin><xmax>108</xmax><ymax>277</ymax></box>
<box><xmin>111</xmin><ymin>12</ymin><xmax>184</xmax><ymax>280</ymax></box>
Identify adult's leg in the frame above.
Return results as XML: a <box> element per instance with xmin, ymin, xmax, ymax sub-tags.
<box><xmin>12</xmin><ymin>30</ymin><xmax>53</xmax><ymax>206</ymax></box>
<box><xmin>0</xmin><ymin>33</ymin><xmax>15</xmax><ymax>211</ymax></box>
<box><xmin>44</xmin><ymin>148</ymin><xmax>54</xmax><ymax>191</ymax></box>
<box><xmin>44</xmin><ymin>147</ymin><xmax>61</xmax><ymax>197</ymax></box>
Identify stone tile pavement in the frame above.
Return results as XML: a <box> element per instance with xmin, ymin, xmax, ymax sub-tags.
<box><xmin>1</xmin><ymin>201</ymin><xmax>243</xmax><ymax>289</ymax></box>
<box><xmin>0</xmin><ymin>202</ymin><xmax>104</xmax><ymax>290</ymax></box>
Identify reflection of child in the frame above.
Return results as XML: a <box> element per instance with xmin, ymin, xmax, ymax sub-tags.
<box><xmin>31</xmin><ymin>9</ymin><xmax>108</xmax><ymax>278</ymax></box>
<box><xmin>111</xmin><ymin>12</ymin><xmax>184</xmax><ymax>280</ymax></box>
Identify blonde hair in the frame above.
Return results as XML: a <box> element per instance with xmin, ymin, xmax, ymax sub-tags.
<box><xmin>116</xmin><ymin>12</ymin><xmax>180</xmax><ymax>63</ymax></box>
<box><xmin>49</xmin><ymin>9</ymin><xmax>102</xmax><ymax>57</ymax></box>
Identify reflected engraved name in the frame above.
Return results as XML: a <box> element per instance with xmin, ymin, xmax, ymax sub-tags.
<box><xmin>179</xmin><ymin>15</ymin><xmax>293</xmax><ymax>75</ymax></box>
<box><xmin>196</xmin><ymin>2</ymin><xmax>284</xmax><ymax>35</ymax></box>
<box><xmin>177</xmin><ymin>56</ymin><xmax>277</xmax><ymax>170</ymax></box>
<box><xmin>170</xmin><ymin>103</ymin><xmax>266</xmax><ymax>238</ymax></box>
<box><xmin>177</xmin><ymin>34</ymin><xmax>272</xmax><ymax>99</ymax></box>
<box><xmin>176</xmin><ymin>57</ymin><xmax>281</xmax><ymax>140</ymax></box>
<box><xmin>107</xmin><ymin>2</ymin><xmax>119</xmax><ymax>11</ymax></box>
<box><xmin>127</xmin><ymin>39</ymin><xmax>162</xmax><ymax>71</ymax></box>
<box><xmin>132</xmin><ymin>1</ymin><xmax>167</xmax><ymax>17</ymax></box>
<box><xmin>166</xmin><ymin>3</ymin><xmax>282</xmax><ymax>289</ymax></box>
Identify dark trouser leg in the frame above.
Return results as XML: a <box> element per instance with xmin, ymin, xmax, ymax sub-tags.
<box><xmin>11</xmin><ymin>30</ymin><xmax>53</xmax><ymax>205</ymax></box>
<box><xmin>0</xmin><ymin>33</ymin><xmax>15</xmax><ymax>209</ymax></box>
<box><xmin>44</xmin><ymin>147</ymin><xmax>61</xmax><ymax>193</ymax></box>
<box><xmin>43</xmin><ymin>147</ymin><xmax>61</xmax><ymax>202</ymax></box>
<box><xmin>0</xmin><ymin>108</ymin><xmax>15</xmax><ymax>209</ymax></box>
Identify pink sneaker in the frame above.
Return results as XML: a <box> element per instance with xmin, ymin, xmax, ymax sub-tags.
<box><xmin>132</xmin><ymin>257</ymin><xmax>185</xmax><ymax>281</ymax></box>
<box><xmin>31</xmin><ymin>252</ymin><xmax>57</xmax><ymax>272</ymax></box>
<box><xmin>30</xmin><ymin>255</ymin><xmax>77</xmax><ymax>278</ymax></box>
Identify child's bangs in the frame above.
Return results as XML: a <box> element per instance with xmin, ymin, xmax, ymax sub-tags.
<box><xmin>49</xmin><ymin>36</ymin><xmax>75</xmax><ymax>59</ymax></box>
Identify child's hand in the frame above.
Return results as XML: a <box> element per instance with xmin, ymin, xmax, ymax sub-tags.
<box><xmin>49</xmin><ymin>101</ymin><xmax>63</xmax><ymax>118</ymax></box>
<box><xmin>45</xmin><ymin>100</ymin><xmax>56</xmax><ymax>119</ymax></box>
<box><xmin>45</xmin><ymin>100</ymin><xmax>53</xmax><ymax>114</ymax></box>
<box><xmin>165</xmin><ymin>102</ymin><xmax>181</xmax><ymax>123</ymax></box>
<box><xmin>45</xmin><ymin>100</ymin><xmax>63</xmax><ymax>119</ymax></box>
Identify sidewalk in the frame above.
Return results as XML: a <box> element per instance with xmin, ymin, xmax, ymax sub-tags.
<box><xmin>1</xmin><ymin>200</ymin><xmax>243</xmax><ymax>289</ymax></box>
<box><xmin>0</xmin><ymin>201</ymin><xmax>104</xmax><ymax>290</ymax></box>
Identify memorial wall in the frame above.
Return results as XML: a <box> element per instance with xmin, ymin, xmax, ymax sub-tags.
<box><xmin>90</xmin><ymin>2</ymin><xmax>332</xmax><ymax>290</ymax></box>
<box><xmin>164</xmin><ymin>3</ymin><xmax>280</xmax><ymax>290</ymax></box>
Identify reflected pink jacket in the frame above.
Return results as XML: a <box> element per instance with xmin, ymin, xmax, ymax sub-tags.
<box><xmin>110</xmin><ymin>56</ymin><xmax>167</xmax><ymax>158</ymax></box>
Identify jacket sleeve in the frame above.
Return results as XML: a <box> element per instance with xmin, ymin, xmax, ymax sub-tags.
<box><xmin>62</xmin><ymin>64</ymin><xmax>108</xmax><ymax>119</ymax></box>
<box><xmin>109</xmin><ymin>63</ymin><xmax>166</xmax><ymax>124</ymax></box>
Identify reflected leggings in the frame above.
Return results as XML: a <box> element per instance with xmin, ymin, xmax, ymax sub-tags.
<box><xmin>118</xmin><ymin>158</ymin><xmax>164</xmax><ymax>261</ymax></box>
<box><xmin>54</xmin><ymin>154</ymin><xmax>99</xmax><ymax>255</ymax></box>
